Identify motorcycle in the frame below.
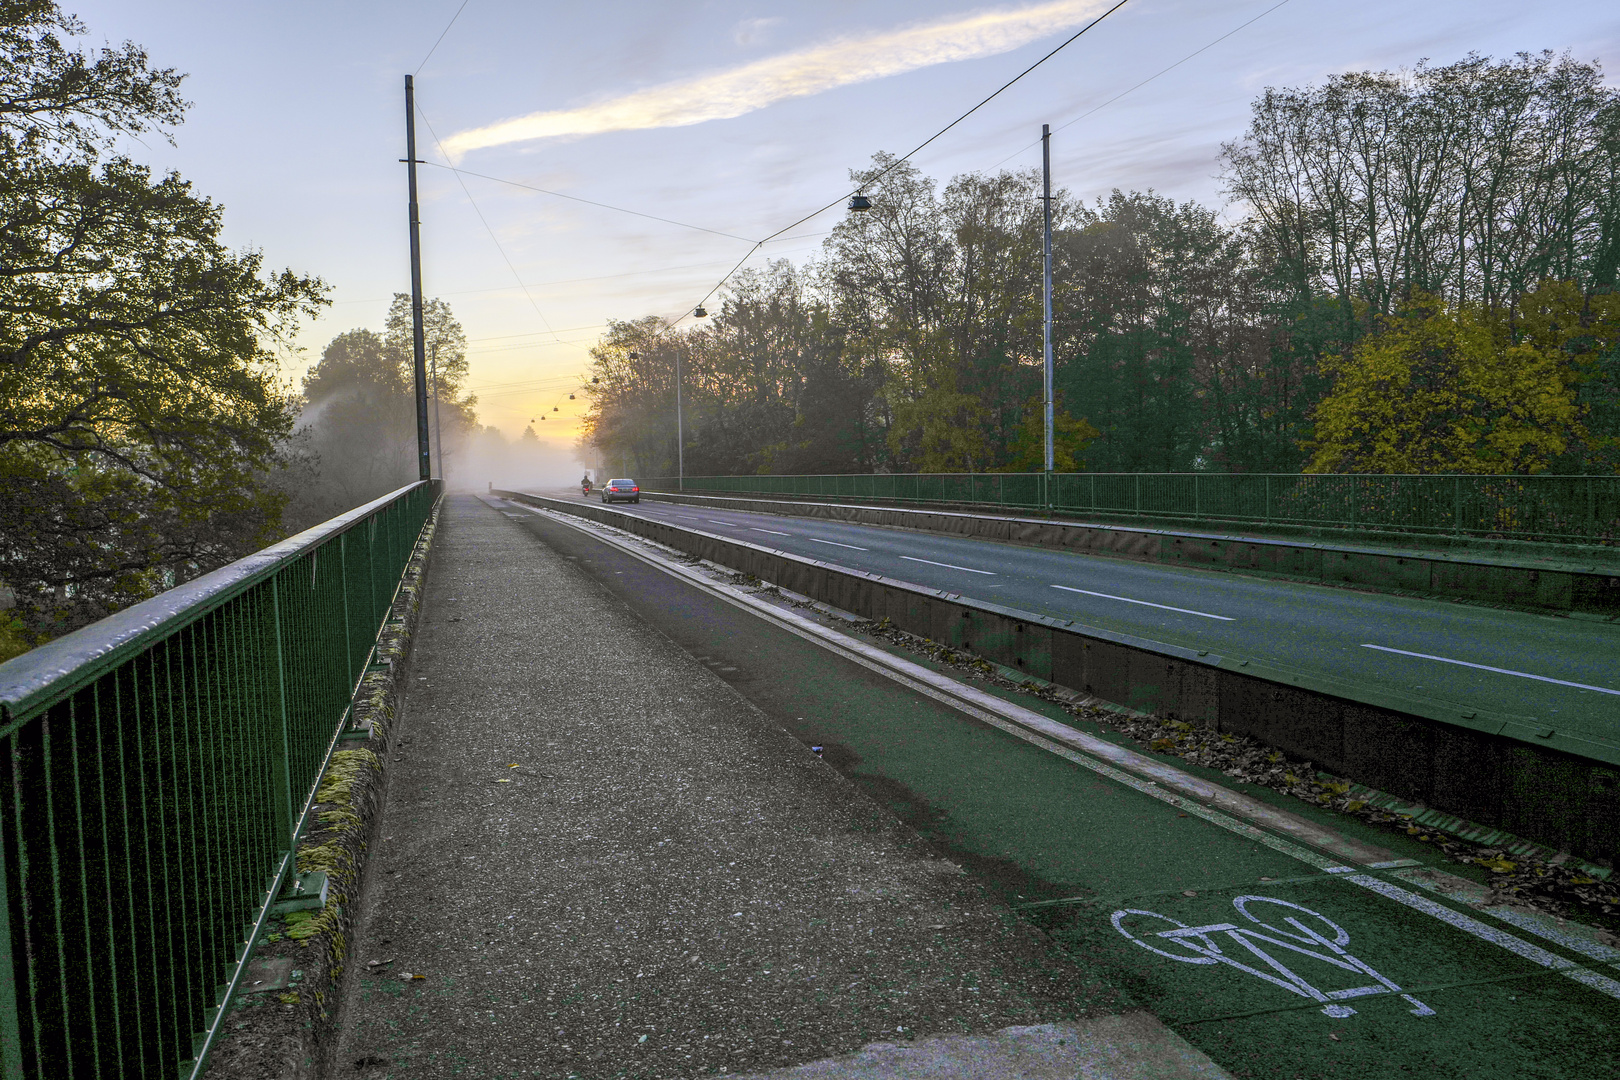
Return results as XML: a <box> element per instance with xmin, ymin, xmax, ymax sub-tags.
<box><xmin>581</xmin><ymin>480</ymin><xmax>592</xmax><ymax>497</ymax></box>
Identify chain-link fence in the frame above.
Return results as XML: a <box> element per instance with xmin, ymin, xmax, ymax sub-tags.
<box><xmin>638</xmin><ymin>473</ymin><xmax>1619</xmax><ymax>544</ymax></box>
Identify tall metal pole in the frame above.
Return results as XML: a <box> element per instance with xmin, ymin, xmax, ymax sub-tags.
<box><xmin>404</xmin><ymin>74</ymin><xmax>431</xmax><ymax>482</ymax></box>
<box><xmin>1041</xmin><ymin>123</ymin><xmax>1055</xmax><ymax>508</ymax></box>
<box><xmin>675</xmin><ymin>348</ymin><xmax>685</xmax><ymax>490</ymax></box>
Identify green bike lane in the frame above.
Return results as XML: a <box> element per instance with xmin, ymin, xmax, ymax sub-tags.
<box><xmin>806</xmin><ymin>677</ymin><xmax>1620</xmax><ymax>1080</ymax></box>
<box><xmin>513</xmin><ymin>505</ymin><xmax>1620</xmax><ymax>1079</ymax></box>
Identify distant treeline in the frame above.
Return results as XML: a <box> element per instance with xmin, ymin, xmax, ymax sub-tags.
<box><xmin>584</xmin><ymin>53</ymin><xmax>1620</xmax><ymax>479</ymax></box>
<box><xmin>278</xmin><ymin>295</ymin><xmax>581</xmax><ymax>534</ymax></box>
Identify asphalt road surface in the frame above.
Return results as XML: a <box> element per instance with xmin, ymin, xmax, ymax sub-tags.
<box><xmin>502</xmin><ymin>500</ymin><xmax>1620</xmax><ymax>1080</ymax></box>
<box><xmin>550</xmin><ymin>490</ymin><xmax>1620</xmax><ymax>752</ymax></box>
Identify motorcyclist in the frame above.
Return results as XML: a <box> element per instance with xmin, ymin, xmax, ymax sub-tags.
<box><xmin>581</xmin><ymin>473</ymin><xmax>592</xmax><ymax>496</ymax></box>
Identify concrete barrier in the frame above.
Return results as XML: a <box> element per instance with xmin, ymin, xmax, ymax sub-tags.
<box><xmin>636</xmin><ymin>491</ymin><xmax>1620</xmax><ymax>617</ymax></box>
<box><xmin>501</xmin><ymin>490</ymin><xmax>1620</xmax><ymax>867</ymax></box>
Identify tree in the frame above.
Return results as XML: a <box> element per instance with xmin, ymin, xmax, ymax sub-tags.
<box><xmin>1305</xmin><ymin>284</ymin><xmax>1615</xmax><ymax>473</ymax></box>
<box><xmin>280</xmin><ymin>298</ymin><xmax>480</xmax><ymax>532</ymax></box>
<box><xmin>384</xmin><ymin>292</ymin><xmax>472</xmax><ymax>404</ymax></box>
<box><xmin>1001</xmin><ymin>398</ymin><xmax>1100</xmax><ymax>472</ymax></box>
<box><xmin>0</xmin><ymin>2</ymin><xmax>326</xmax><ymax>639</ymax></box>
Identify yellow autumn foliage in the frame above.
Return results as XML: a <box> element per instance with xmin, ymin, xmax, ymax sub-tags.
<box><xmin>1306</xmin><ymin>283</ymin><xmax>1620</xmax><ymax>474</ymax></box>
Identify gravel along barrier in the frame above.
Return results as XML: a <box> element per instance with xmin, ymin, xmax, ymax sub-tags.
<box><xmin>201</xmin><ymin>501</ymin><xmax>441</xmax><ymax>1080</ymax></box>
<box><xmin>499</xmin><ymin>490</ymin><xmax>1620</xmax><ymax>870</ymax></box>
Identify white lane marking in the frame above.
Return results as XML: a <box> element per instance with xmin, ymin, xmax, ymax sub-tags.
<box><xmin>1361</xmin><ymin>644</ymin><xmax>1620</xmax><ymax>696</ymax></box>
<box><xmin>1389</xmin><ymin>867</ymin><xmax>1620</xmax><ymax>972</ymax></box>
<box><xmin>1347</xmin><ymin>875</ymin><xmax>1620</xmax><ymax>1002</ymax></box>
<box><xmin>749</xmin><ymin>527</ymin><xmax>791</xmax><ymax>536</ymax></box>
<box><xmin>899</xmin><ymin>555</ymin><xmax>996</xmax><ymax>575</ymax></box>
<box><xmin>1051</xmin><ymin>584</ymin><xmax>1234</xmax><ymax>621</ymax></box>
<box><xmin>807</xmin><ymin>537</ymin><xmax>868</xmax><ymax>551</ymax></box>
<box><xmin>706</xmin><ymin>519</ymin><xmax>735</xmax><ymax>526</ymax></box>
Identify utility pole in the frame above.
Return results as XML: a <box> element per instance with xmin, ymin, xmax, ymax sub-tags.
<box><xmin>430</xmin><ymin>342</ymin><xmax>444</xmax><ymax>481</ymax></box>
<box><xmin>1041</xmin><ymin>123</ymin><xmax>1055</xmax><ymax>510</ymax></box>
<box><xmin>404</xmin><ymin>74</ymin><xmax>431</xmax><ymax>482</ymax></box>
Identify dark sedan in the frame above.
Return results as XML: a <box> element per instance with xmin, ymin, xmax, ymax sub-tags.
<box><xmin>600</xmin><ymin>479</ymin><xmax>640</xmax><ymax>504</ymax></box>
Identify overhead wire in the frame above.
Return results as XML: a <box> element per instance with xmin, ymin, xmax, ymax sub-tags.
<box><xmin>673</xmin><ymin>0</ymin><xmax>1135</xmax><ymax>324</ymax></box>
<box><xmin>325</xmin><ymin>256</ymin><xmax>763</xmax><ymax>306</ymax></box>
<box><xmin>420</xmin><ymin>162</ymin><xmax>757</xmax><ymax>242</ymax></box>
<box><xmin>414</xmin><ymin>103</ymin><xmax>592</xmax><ymax>356</ymax></box>
<box><xmin>990</xmin><ymin>0</ymin><xmax>1297</xmax><ymax>170</ymax></box>
<box><xmin>416</xmin><ymin>0</ymin><xmax>473</xmax><ymax>77</ymax></box>
<box><xmin>419</xmin><ymin>0</ymin><xmax>1261</xmax><ymax>425</ymax></box>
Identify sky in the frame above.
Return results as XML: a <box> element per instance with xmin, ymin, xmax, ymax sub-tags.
<box><xmin>71</xmin><ymin>0</ymin><xmax>1620</xmax><ymax>448</ymax></box>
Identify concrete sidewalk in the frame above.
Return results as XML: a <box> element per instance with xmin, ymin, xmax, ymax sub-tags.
<box><xmin>330</xmin><ymin>495</ymin><xmax>1224</xmax><ymax>1079</ymax></box>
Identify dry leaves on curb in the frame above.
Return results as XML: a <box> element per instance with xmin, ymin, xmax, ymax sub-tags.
<box><xmin>851</xmin><ymin>616</ymin><xmax>1620</xmax><ymax>925</ymax></box>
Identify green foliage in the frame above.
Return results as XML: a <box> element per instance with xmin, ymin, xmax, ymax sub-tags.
<box><xmin>580</xmin><ymin>53</ymin><xmax>1620</xmax><ymax>483</ymax></box>
<box><xmin>0</xmin><ymin>2</ymin><xmax>326</xmax><ymax>638</ymax></box>
<box><xmin>278</xmin><ymin>298</ymin><xmax>478</xmax><ymax>533</ymax></box>
<box><xmin>1001</xmin><ymin>398</ymin><xmax>1100</xmax><ymax>472</ymax></box>
<box><xmin>1306</xmin><ymin>284</ymin><xmax>1619</xmax><ymax>473</ymax></box>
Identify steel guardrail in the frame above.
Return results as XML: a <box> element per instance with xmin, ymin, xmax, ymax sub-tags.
<box><xmin>0</xmin><ymin>480</ymin><xmax>440</xmax><ymax>1080</ymax></box>
<box><xmin>638</xmin><ymin>473</ymin><xmax>1620</xmax><ymax>546</ymax></box>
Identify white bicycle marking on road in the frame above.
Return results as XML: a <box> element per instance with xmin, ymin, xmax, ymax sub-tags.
<box><xmin>1361</xmin><ymin>644</ymin><xmax>1620</xmax><ymax>696</ymax></box>
<box><xmin>1112</xmin><ymin>895</ymin><xmax>1434</xmax><ymax>1018</ymax></box>
<box><xmin>899</xmin><ymin>555</ymin><xmax>996</xmax><ymax>575</ymax></box>
<box><xmin>1051</xmin><ymin>585</ymin><xmax>1234</xmax><ymax>621</ymax></box>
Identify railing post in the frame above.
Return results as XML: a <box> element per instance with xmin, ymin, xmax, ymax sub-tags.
<box><xmin>268</xmin><ymin>578</ymin><xmax>296</xmax><ymax>841</ymax></box>
<box><xmin>1265</xmin><ymin>475</ymin><xmax>1272</xmax><ymax>523</ymax></box>
<box><xmin>1135</xmin><ymin>473</ymin><xmax>1142</xmax><ymax>516</ymax></box>
<box><xmin>1194</xmin><ymin>473</ymin><xmax>1201</xmax><ymax>519</ymax></box>
<box><xmin>1454</xmin><ymin>476</ymin><xmax>1463</xmax><ymax>536</ymax></box>
<box><xmin>0</xmin><ymin>835</ymin><xmax>22</xmax><ymax>1080</ymax></box>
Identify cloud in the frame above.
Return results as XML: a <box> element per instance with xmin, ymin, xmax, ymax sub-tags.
<box><xmin>733</xmin><ymin>17</ymin><xmax>781</xmax><ymax>47</ymax></box>
<box><xmin>444</xmin><ymin>0</ymin><xmax>1113</xmax><ymax>157</ymax></box>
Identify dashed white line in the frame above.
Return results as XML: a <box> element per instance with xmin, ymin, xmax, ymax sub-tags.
<box><xmin>899</xmin><ymin>555</ymin><xmax>996</xmax><ymax>575</ymax></box>
<box><xmin>1050</xmin><ymin>585</ymin><xmax>1234</xmax><ymax>621</ymax></box>
<box><xmin>1361</xmin><ymin>644</ymin><xmax>1620</xmax><ymax>696</ymax></box>
<box><xmin>749</xmin><ymin>527</ymin><xmax>791</xmax><ymax>536</ymax></box>
<box><xmin>706</xmin><ymin>519</ymin><xmax>734</xmax><ymax>526</ymax></box>
<box><xmin>1348</xmin><ymin>875</ymin><xmax>1620</xmax><ymax>1002</ymax></box>
<box><xmin>808</xmin><ymin>537</ymin><xmax>868</xmax><ymax>551</ymax></box>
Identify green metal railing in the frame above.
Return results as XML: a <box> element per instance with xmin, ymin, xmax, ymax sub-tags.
<box><xmin>641</xmin><ymin>472</ymin><xmax>1620</xmax><ymax>544</ymax></box>
<box><xmin>0</xmin><ymin>480</ymin><xmax>439</xmax><ymax>1080</ymax></box>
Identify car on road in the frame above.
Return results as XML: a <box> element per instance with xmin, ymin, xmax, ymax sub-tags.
<box><xmin>601</xmin><ymin>478</ymin><xmax>640</xmax><ymax>504</ymax></box>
